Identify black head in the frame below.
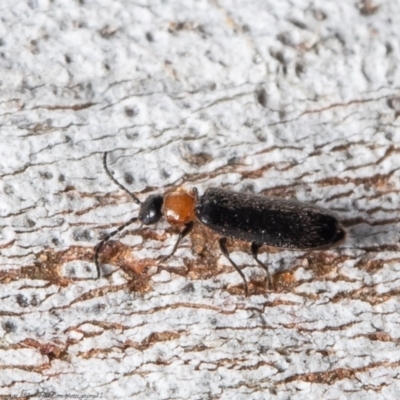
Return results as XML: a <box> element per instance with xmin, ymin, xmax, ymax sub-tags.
<box><xmin>139</xmin><ymin>195</ymin><xmax>163</xmax><ymax>225</ymax></box>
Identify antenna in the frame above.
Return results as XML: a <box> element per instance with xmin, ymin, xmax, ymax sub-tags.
<box><xmin>94</xmin><ymin>152</ymin><xmax>143</xmax><ymax>278</ymax></box>
<box><xmin>103</xmin><ymin>152</ymin><xmax>141</xmax><ymax>205</ymax></box>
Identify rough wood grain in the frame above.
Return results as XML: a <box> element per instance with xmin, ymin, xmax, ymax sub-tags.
<box><xmin>1</xmin><ymin>0</ymin><xmax>400</xmax><ymax>398</ymax></box>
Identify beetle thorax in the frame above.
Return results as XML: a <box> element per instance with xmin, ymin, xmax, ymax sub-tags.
<box><xmin>162</xmin><ymin>188</ymin><xmax>196</xmax><ymax>225</ymax></box>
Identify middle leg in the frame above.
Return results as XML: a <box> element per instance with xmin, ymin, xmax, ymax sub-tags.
<box><xmin>159</xmin><ymin>221</ymin><xmax>194</xmax><ymax>263</ymax></box>
<box><xmin>219</xmin><ymin>237</ymin><xmax>249</xmax><ymax>296</ymax></box>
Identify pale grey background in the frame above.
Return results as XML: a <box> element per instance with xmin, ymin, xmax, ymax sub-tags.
<box><xmin>1</xmin><ymin>0</ymin><xmax>400</xmax><ymax>399</ymax></box>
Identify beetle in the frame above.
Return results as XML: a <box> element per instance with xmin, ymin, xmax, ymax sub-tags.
<box><xmin>94</xmin><ymin>152</ymin><xmax>346</xmax><ymax>295</ymax></box>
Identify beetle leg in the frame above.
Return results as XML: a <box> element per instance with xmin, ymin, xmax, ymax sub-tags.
<box><xmin>219</xmin><ymin>237</ymin><xmax>249</xmax><ymax>296</ymax></box>
<box><xmin>160</xmin><ymin>221</ymin><xmax>194</xmax><ymax>263</ymax></box>
<box><xmin>94</xmin><ymin>216</ymin><xmax>139</xmax><ymax>279</ymax></box>
<box><xmin>251</xmin><ymin>243</ymin><xmax>271</xmax><ymax>289</ymax></box>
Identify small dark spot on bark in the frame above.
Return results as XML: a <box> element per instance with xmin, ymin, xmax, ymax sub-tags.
<box><xmin>65</xmin><ymin>54</ymin><xmax>71</xmax><ymax>63</ymax></box>
<box><xmin>30</xmin><ymin>39</ymin><xmax>39</xmax><ymax>54</ymax></box>
<box><xmin>228</xmin><ymin>157</ymin><xmax>238</xmax><ymax>165</ymax></box>
<box><xmin>335</xmin><ymin>32</ymin><xmax>346</xmax><ymax>46</ymax></box>
<box><xmin>125</xmin><ymin>108</ymin><xmax>134</xmax><ymax>117</ymax></box>
<box><xmin>242</xmin><ymin>24</ymin><xmax>250</xmax><ymax>32</ymax></box>
<box><xmin>52</xmin><ymin>237</ymin><xmax>60</xmax><ymax>246</ymax></box>
<box><xmin>124</xmin><ymin>172</ymin><xmax>134</xmax><ymax>185</ymax></box>
<box><xmin>65</xmin><ymin>185</ymin><xmax>75</xmax><ymax>192</ymax></box>
<box><xmin>126</xmin><ymin>132</ymin><xmax>139</xmax><ymax>140</ymax></box>
<box><xmin>27</xmin><ymin>218</ymin><xmax>36</xmax><ymax>227</ymax></box>
<box><xmin>168</xmin><ymin>22</ymin><xmax>185</xmax><ymax>33</ymax></box>
<box><xmin>295</xmin><ymin>63</ymin><xmax>304</xmax><ymax>77</ymax></box>
<box><xmin>0</xmin><ymin>39</ymin><xmax>5</xmax><ymax>46</ymax></box>
<box><xmin>16</xmin><ymin>294</ymin><xmax>29</xmax><ymax>307</ymax></box>
<box><xmin>31</xmin><ymin>295</ymin><xmax>39</xmax><ymax>307</ymax></box>
<box><xmin>73</xmin><ymin>229</ymin><xmax>93</xmax><ymax>242</ymax></box>
<box><xmin>254</xmin><ymin>129</ymin><xmax>267</xmax><ymax>142</ymax></box>
<box><xmin>104</xmin><ymin>63</ymin><xmax>110</xmax><ymax>70</ymax></box>
<box><xmin>59</xmin><ymin>174</ymin><xmax>65</xmax><ymax>182</ymax></box>
<box><xmin>40</xmin><ymin>171</ymin><xmax>53</xmax><ymax>180</ymax></box>
<box><xmin>99</xmin><ymin>25</ymin><xmax>118</xmax><ymax>39</ymax></box>
<box><xmin>289</xmin><ymin>19</ymin><xmax>307</xmax><ymax>30</ymax></box>
<box><xmin>385</xmin><ymin>42</ymin><xmax>393</xmax><ymax>54</ymax></box>
<box><xmin>3</xmin><ymin>320</ymin><xmax>16</xmax><ymax>333</ymax></box>
<box><xmin>92</xmin><ymin>303</ymin><xmax>107</xmax><ymax>314</ymax></box>
<box><xmin>243</xmin><ymin>184</ymin><xmax>255</xmax><ymax>193</ymax></box>
<box><xmin>271</xmin><ymin>50</ymin><xmax>286</xmax><ymax>65</ymax></box>
<box><xmin>146</xmin><ymin>32</ymin><xmax>154</xmax><ymax>42</ymax></box>
<box><xmin>359</xmin><ymin>0</ymin><xmax>380</xmax><ymax>15</ymax></box>
<box><xmin>312</xmin><ymin>9</ymin><xmax>327</xmax><ymax>20</ymax></box>
<box><xmin>4</xmin><ymin>184</ymin><xmax>13</xmax><ymax>195</ymax></box>
<box><xmin>387</xmin><ymin>97</ymin><xmax>400</xmax><ymax>111</ymax></box>
<box><xmin>125</xmin><ymin>107</ymin><xmax>139</xmax><ymax>117</ymax></box>
<box><xmin>198</xmin><ymin>25</ymin><xmax>207</xmax><ymax>35</ymax></box>
<box><xmin>161</xmin><ymin>169</ymin><xmax>170</xmax><ymax>179</ymax></box>
<box><xmin>276</xmin><ymin>33</ymin><xmax>291</xmax><ymax>46</ymax></box>
<box><xmin>189</xmin><ymin>152</ymin><xmax>212</xmax><ymax>167</ymax></box>
<box><xmin>256</xmin><ymin>88</ymin><xmax>267</xmax><ymax>108</ymax></box>
<box><xmin>182</xmin><ymin>282</ymin><xmax>194</xmax><ymax>293</ymax></box>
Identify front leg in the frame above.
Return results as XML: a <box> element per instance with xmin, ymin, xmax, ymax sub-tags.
<box><xmin>160</xmin><ymin>221</ymin><xmax>194</xmax><ymax>262</ymax></box>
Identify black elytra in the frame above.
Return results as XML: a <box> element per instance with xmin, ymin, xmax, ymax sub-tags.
<box><xmin>196</xmin><ymin>188</ymin><xmax>346</xmax><ymax>249</ymax></box>
<box><xmin>94</xmin><ymin>153</ymin><xmax>346</xmax><ymax>295</ymax></box>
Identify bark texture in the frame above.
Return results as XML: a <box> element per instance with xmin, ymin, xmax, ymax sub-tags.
<box><xmin>1</xmin><ymin>0</ymin><xmax>400</xmax><ymax>398</ymax></box>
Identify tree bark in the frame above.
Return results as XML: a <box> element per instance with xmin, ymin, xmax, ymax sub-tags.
<box><xmin>1</xmin><ymin>0</ymin><xmax>400</xmax><ymax>398</ymax></box>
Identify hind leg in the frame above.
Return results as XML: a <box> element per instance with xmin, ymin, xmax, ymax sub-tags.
<box><xmin>251</xmin><ymin>243</ymin><xmax>271</xmax><ymax>289</ymax></box>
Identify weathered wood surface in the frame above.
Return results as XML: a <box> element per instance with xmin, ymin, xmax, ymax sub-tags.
<box><xmin>1</xmin><ymin>0</ymin><xmax>400</xmax><ymax>398</ymax></box>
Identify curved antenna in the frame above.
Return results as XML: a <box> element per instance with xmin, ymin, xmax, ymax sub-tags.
<box><xmin>103</xmin><ymin>152</ymin><xmax>141</xmax><ymax>205</ymax></box>
<box><xmin>94</xmin><ymin>152</ymin><xmax>142</xmax><ymax>278</ymax></box>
